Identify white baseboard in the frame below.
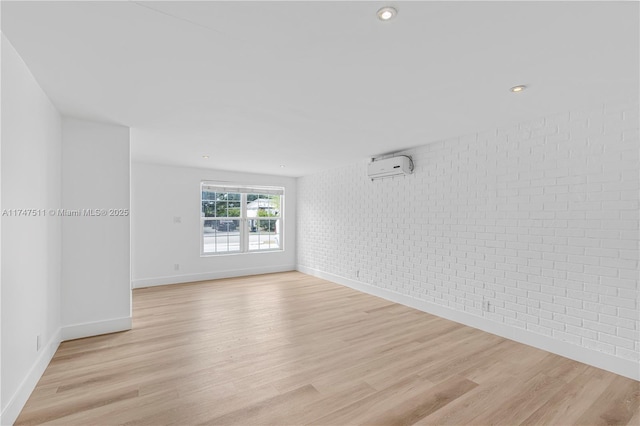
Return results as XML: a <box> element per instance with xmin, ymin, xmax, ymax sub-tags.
<box><xmin>132</xmin><ymin>264</ymin><xmax>296</xmax><ymax>289</ymax></box>
<box><xmin>0</xmin><ymin>328</ymin><xmax>61</xmax><ymax>426</ymax></box>
<box><xmin>61</xmin><ymin>316</ymin><xmax>132</xmax><ymax>341</ymax></box>
<box><xmin>297</xmin><ymin>265</ymin><xmax>640</xmax><ymax>381</ymax></box>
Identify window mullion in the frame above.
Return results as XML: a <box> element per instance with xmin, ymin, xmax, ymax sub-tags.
<box><xmin>241</xmin><ymin>193</ymin><xmax>248</xmax><ymax>252</ymax></box>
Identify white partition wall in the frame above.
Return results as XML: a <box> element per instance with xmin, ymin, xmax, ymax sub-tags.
<box><xmin>1</xmin><ymin>43</ymin><xmax>132</xmax><ymax>423</ymax></box>
<box><xmin>61</xmin><ymin>118</ymin><xmax>131</xmax><ymax>340</ymax></box>
<box><xmin>1</xmin><ymin>34</ymin><xmax>63</xmax><ymax>424</ymax></box>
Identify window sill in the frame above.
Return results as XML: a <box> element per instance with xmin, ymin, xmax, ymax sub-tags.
<box><xmin>200</xmin><ymin>249</ymin><xmax>284</xmax><ymax>257</ymax></box>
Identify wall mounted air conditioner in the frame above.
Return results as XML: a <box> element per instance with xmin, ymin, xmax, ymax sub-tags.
<box><xmin>367</xmin><ymin>155</ymin><xmax>414</xmax><ymax>180</ymax></box>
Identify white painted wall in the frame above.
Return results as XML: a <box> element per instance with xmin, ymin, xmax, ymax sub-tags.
<box><xmin>61</xmin><ymin>118</ymin><xmax>131</xmax><ymax>340</ymax></box>
<box><xmin>297</xmin><ymin>101</ymin><xmax>640</xmax><ymax>380</ymax></box>
<box><xmin>131</xmin><ymin>162</ymin><xmax>296</xmax><ymax>288</ymax></box>
<box><xmin>1</xmin><ymin>34</ymin><xmax>62</xmax><ymax>424</ymax></box>
<box><xmin>1</xmin><ymin>31</ymin><xmax>3</xmax><ymax>422</ymax></box>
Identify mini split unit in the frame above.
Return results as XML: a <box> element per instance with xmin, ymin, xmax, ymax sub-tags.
<box><xmin>367</xmin><ymin>155</ymin><xmax>414</xmax><ymax>180</ymax></box>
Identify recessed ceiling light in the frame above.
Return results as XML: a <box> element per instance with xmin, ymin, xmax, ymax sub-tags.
<box><xmin>510</xmin><ymin>85</ymin><xmax>527</xmax><ymax>93</ymax></box>
<box><xmin>202</xmin><ymin>155</ymin><xmax>209</xmax><ymax>159</ymax></box>
<box><xmin>279</xmin><ymin>165</ymin><xmax>286</xmax><ymax>168</ymax></box>
<box><xmin>377</xmin><ymin>6</ymin><xmax>397</xmax><ymax>21</ymax></box>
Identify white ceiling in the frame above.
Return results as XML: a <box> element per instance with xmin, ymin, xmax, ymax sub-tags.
<box><xmin>2</xmin><ymin>1</ymin><xmax>638</xmax><ymax>177</ymax></box>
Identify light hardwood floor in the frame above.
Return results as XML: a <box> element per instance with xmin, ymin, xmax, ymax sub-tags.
<box><xmin>16</xmin><ymin>271</ymin><xmax>640</xmax><ymax>425</ymax></box>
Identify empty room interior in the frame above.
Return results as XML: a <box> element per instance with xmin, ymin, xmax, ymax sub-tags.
<box><xmin>1</xmin><ymin>1</ymin><xmax>639</xmax><ymax>425</ymax></box>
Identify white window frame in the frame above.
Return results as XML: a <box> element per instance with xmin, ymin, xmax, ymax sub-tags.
<box><xmin>200</xmin><ymin>182</ymin><xmax>284</xmax><ymax>256</ymax></box>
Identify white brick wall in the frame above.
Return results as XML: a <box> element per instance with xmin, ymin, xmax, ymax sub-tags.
<box><xmin>297</xmin><ymin>101</ymin><xmax>639</xmax><ymax>365</ymax></box>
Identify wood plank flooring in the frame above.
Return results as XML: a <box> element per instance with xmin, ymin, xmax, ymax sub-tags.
<box><xmin>15</xmin><ymin>271</ymin><xmax>640</xmax><ymax>425</ymax></box>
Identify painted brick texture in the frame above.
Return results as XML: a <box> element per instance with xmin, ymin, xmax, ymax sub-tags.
<box><xmin>297</xmin><ymin>101</ymin><xmax>639</xmax><ymax>363</ymax></box>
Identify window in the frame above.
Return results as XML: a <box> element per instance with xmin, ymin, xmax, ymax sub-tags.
<box><xmin>201</xmin><ymin>183</ymin><xmax>284</xmax><ymax>255</ymax></box>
